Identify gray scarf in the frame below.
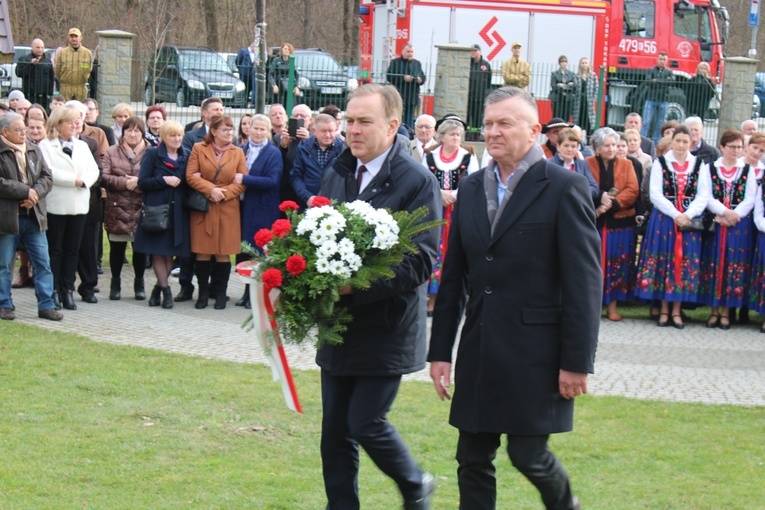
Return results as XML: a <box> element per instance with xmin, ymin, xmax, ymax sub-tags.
<box><xmin>483</xmin><ymin>144</ymin><xmax>545</xmax><ymax>236</ymax></box>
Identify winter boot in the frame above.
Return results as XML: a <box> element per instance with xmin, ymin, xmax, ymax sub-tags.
<box><xmin>109</xmin><ymin>278</ymin><xmax>121</xmax><ymax>300</ymax></box>
<box><xmin>194</xmin><ymin>260</ymin><xmax>211</xmax><ymax>309</ymax></box>
<box><xmin>161</xmin><ymin>286</ymin><xmax>174</xmax><ymax>309</ymax></box>
<box><xmin>213</xmin><ymin>261</ymin><xmax>231</xmax><ymax>310</ymax></box>
<box><xmin>148</xmin><ymin>285</ymin><xmax>162</xmax><ymax>307</ymax></box>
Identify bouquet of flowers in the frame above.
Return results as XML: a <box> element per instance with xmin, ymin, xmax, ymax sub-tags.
<box><xmin>241</xmin><ymin>197</ymin><xmax>442</xmax><ymax>347</ymax></box>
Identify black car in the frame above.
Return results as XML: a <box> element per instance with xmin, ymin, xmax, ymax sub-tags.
<box><xmin>144</xmin><ymin>46</ymin><xmax>247</xmax><ymax>107</ymax></box>
<box><xmin>291</xmin><ymin>49</ymin><xmax>356</xmax><ymax>110</ymax></box>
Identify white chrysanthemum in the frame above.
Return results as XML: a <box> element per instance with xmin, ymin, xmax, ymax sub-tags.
<box><xmin>337</xmin><ymin>238</ymin><xmax>356</xmax><ymax>257</ymax></box>
<box><xmin>346</xmin><ymin>200</ymin><xmax>375</xmax><ymax>216</ymax></box>
<box><xmin>316</xmin><ymin>241</ymin><xmax>339</xmax><ymax>260</ymax></box>
<box><xmin>305</xmin><ymin>206</ymin><xmax>334</xmax><ymax>221</ymax></box>
<box><xmin>329</xmin><ymin>260</ymin><xmax>351</xmax><ymax>278</ymax></box>
<box><xmin>310</xmin><ymin>229</ymin><xmax>333</xmax><ymax>246</ymax></box>
<box><xmin>343</xmin><ymin>253</ymin><xmax>362</xmax><ymax>272</ymax></box>
<box><xmin>316</xmin><ymin>257</ymin><xmax>331</xmax><ymax>273</ymax></box>
<box><xmin>296</xmin><ymin>218</ymin><xmax>318</xmax><ymax>235</ymax></box>
<box><xmin>318</xmin><ymin>218</ymin><xmax>342</xmax><ymax>237</ymax></box>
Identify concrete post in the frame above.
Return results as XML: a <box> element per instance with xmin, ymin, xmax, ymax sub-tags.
<box><xmin>433</xmin><ymin>44</ymin><xmax>473</xmax><ymax>122</ymax></box>
<box><xmin>719</xmin><ymin>56</ymin><xmax>759</xmax><ymax>134</ymax></box>
<box><xmin>95</xmin><ymin>30</ymin><xmax>136</xmax><ymax>119</ymax></box>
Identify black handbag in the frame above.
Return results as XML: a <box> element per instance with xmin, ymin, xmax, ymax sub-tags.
<box><xmin>678</xmin><ymin>215</ymin><xmax>715</xmax><ymax>234</ymax></box>
<box><xmin>185</xmin><ymin>165</ymin><xmax>223</xmax><ymax>212</ymax></box>
<box><xmin>141</xmin><ymin>203</ymin><xmax>170</xmax><ymax>233</ymax></box>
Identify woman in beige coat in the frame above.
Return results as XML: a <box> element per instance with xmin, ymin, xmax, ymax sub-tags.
<box><xmin>186</xmin><ymin>115</ymin><xmax>247</xmax><ymax>309</ymax></box>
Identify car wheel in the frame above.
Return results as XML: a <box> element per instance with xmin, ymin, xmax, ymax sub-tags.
<box><xmin>144</xmin><ymin>85</ymin><xmax>155</xmax><ymax>106</ymax></box>
<box><xmin>176</xmin><ymin>88</ymin><xmax>186</xmax><ymax>108</ymax></box>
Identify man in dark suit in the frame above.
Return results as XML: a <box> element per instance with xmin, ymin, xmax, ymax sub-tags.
<box><xmin>235</xmin><ymin>40</ymin><xmax>257</xmax><ymax>106</ymax></box>
<box><xmin>625</xmin><ymin>112</ymin><xmax>655</xmax><ymax>158</ymax></box>
<box><xmin>318</xmin><ymin>83</ymin><xmax>441</xmax><ymax>509</ymax></box>
<box><xmin>428</xmin><ymin>86</ymin><xmax>601</xmax><ymax>510</ymax></box>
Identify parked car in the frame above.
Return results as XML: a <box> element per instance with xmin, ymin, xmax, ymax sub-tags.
<box><xmin>755</xmin><ymin>72</ymin><xmax>765</xmax><ymax>118</ymax></box>
<box><xmin>290</xmin><ymin>49</ymin><xmax>356</xmax><ymax>110</ymax></box>
<box><xmin>0</xmin><ymin>45</ymin><xmax>56</xmax><ymax>97</ymax></box>
<box><xmin>144</xmin><ymin>46</ymin><xmax>247</xmax><ymax>108</ymax></box>
<box><xmin>219</xmin><ymin>52</ymin><xmax>239</xmax><ymax>79</ymax></box>
<box><xmin>706</xmin><ymin>84</ymin><xmax>761</xmax><ymax>121</ymax></box>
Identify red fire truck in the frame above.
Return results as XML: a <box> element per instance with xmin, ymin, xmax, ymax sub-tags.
<box><xmin>359</xmin><ymin>0</ymin><xmax>730</xmax><ymax>126</ymax></box>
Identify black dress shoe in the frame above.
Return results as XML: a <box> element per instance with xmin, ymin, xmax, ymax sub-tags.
<box><xmin>62</xmin><ymin>290</ymin><xmax>77</xmax><ymax>310</ymax></box>
<box><xmin>81</xmin><ymin>293</ymin><xmax>98</xmax><ymax>304</ymax></box>
<box><xmin>175</xmin><ymin>287</ymin><xmax>194</xmax><ymax>302</ymax></box>
<box><xmin>404</xmin><ymin>472</ymin><xmax>436</xmax><ymax>510</ymax></box>
<box><xmin>52</xmin><ymin>290</ymin><xmax>62</xmax><ymax>311</ymax></box>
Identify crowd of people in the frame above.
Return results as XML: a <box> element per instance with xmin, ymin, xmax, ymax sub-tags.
<box><xmin>3</xmin><ymin>27</ymin><xmax>765</xmax><ymax>507</ymax></box>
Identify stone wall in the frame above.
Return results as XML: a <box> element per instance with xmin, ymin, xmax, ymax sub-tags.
<box><xmin>96</xmin><ymin>30</ymin><xmax>135</xmax><ymax>118</ymax></box>
<box><xmin>433</xmin><ymin>44</ymin><xmax>472</xmax><ymax>121</ymax></box>
<box><xmin>719</xmin><ymin>56</ymin><xmax>759</xmax><ymax>134</ymax></box>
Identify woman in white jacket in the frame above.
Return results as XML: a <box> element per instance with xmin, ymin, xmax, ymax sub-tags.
<box><xmin>38</xmin><ymin>107</ymin><xmax>99</xmax><ymax>310</ymax></box>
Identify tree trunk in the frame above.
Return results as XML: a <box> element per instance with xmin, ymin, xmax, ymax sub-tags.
<box><xmin>203</xmin><ymin>0</ymin><xmax>219</xmax><ymax>50</ymax></box>
<box><xmin>302</xmin><ymin>0</ymin><xmax>311</xmax><ymax>47</ymax></box>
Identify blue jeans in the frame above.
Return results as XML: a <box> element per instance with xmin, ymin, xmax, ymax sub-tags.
<box><xmin>641</xmin><ymin>100</ymin><xmax>668</xmax><ymax>143</ymax></box>
<box><xmin>0</xmin><ymin>214</ymin><xmax>55</xmax><ymax>311</ymax></box>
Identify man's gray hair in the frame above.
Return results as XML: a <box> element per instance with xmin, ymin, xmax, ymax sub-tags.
<box><xmin>626</xmin><ymin>112</ymin><xmax>642</xmax><ymax>122</ymax></box>
<box><xmin>485</xmin><ymin>87</ymin><xmax>537</xmax><ymax>117</ymax></box>
<box><xmin>684</xmin><ymin>116</ymin><xmax>703</xmax><ymax>129</ymax></box>
<box><xmin>0</xmin><ymin>111</ymin><xmax>23</xmax><ymax>131</ymax></box>
<box><xmin>590</xmin><ymin>127</ymin><xmax>619</xmax><ymax>151</ymax></box>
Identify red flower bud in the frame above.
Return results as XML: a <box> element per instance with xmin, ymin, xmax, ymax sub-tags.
<box><xmin>262</xmin><ymin>268</ymin><xmax>283</xmax><ymax>290</ymax></box>
<box><xmin>279</xmin><ymin>200</ymin><xmax>299</xmax><ymax>212</ymax></box>
<box><xmin>286</xmin><ymin>255</ymin><xmax>307</xmax><ymax>276</ymax></box>
<box><xmin>271</xmin><ymin>219</ymin><xmax>292</xmax><ymax>237</ymax></box>
<box><xmin>311</xmin><ymin>196</ymin><xmax>331</xmax><ymax>207</ymax></box>
<box><xmin>254</xmin><ymin>228</ymin><xmax>273</xmax><ymax>247</ymax></box>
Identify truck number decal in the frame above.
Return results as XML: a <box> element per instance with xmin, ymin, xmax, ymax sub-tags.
<box><xmin>618</xmin><ymin>39</ymin><xmax>657</xmax><ymax>55</ymax></box>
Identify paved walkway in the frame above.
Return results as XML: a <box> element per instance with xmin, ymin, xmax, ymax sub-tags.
<box><xmin>8</xmin><ymin>266</ymin><xmax>765</xmax><ymax>407</ymax></box>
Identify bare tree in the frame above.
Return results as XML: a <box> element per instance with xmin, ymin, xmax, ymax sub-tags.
<box><xmin>203</xmin><ymin>0</ymin><xmax>219</xmax><ymax>49</ymax></box>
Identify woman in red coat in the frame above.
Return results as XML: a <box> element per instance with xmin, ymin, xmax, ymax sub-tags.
<box><xmin>186</xmin><ymin>115</ymin><xmax>247</xmax><ymax>310</ymax></box>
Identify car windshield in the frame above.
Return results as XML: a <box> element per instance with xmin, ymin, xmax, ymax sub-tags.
<box><xmin>179</xmin><ymin>51</ymin><xmax>230</xmax><ymax>73</ymax></box>
<box><xmin>295</xmin><ymin>54</ymin><xmax>342</xmax><ymax>73</ymax></box>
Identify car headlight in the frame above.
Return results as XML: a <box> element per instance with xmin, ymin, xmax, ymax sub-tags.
<box><xmin>187</xmin><ymin>80</ymin><xmax>205</xmax><ymax>90</ymax></box>
<box><xmin>347</xmin><ymin>78</ymin><xmax>358</xmax><ymax>91</ymax></box>
<box><xmin>235</xmin><ymin>81</ymin><xmax>245</xmax><ymax>92</ymax></box>
<box><xmin>298</xmin><ymin>77</ymin><xmax>311</xmax><ymax>89</ymax></box>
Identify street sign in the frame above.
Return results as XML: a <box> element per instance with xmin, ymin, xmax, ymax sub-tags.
<box><xmin>750</xmin><ymin>0</ymin><xmax>760</xmax><ymax>27</ymax></box>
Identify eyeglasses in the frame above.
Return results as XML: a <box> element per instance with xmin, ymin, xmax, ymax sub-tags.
<box><xmin>725</xmin><ymin>145</ymin><xmax>743</xmax><ymax>150</ymax></box>
<box><xmin>7</xmin><ymin>127</ymin><xmax>28</xmax><ymax>133</ymax></box>
<box><xmin>217</xmin><ymin>128</ymin><xmax>234</xmax><ymax>134</ymax></box>
<box><xmin>415</xmin><ymin>125</ymin><xmax>434</xmax><ymax>130</ymax></box>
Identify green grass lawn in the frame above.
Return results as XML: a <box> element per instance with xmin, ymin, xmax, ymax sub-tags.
<box><xmin>1</xmin><ymin>323</ymin><xmax>763</xmax><ymax>509</ymax></box>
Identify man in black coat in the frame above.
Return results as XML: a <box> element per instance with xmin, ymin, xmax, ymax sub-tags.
<box><xmin>15</xmin><ymin>39</ymin><xmax>55</xmax><ymax>110</ymax></box>
<box><xmin>429</xmin><ymin>86</ymin><xmax>601</xmax><ymax>510</ymax></box>
<box><xmin>385</xmin><ymin>44</ymin><xmax>426</xmax><ymax>131</ymax></box>
<box><xmin>468</xmin><ymin>44</ymin><xmax>492</xmax><ymax>132</ymax></box>
<box><xmin>685</xmin><ymin>116</ymin><xmax>721</xmax><ymax>165</ymax></box>
<box><xmin>317</xmin><ymin>83</ymin><xmax>441</xmax><ymax>510</ymax></box>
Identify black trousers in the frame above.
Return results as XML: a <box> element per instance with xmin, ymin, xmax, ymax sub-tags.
<box><xmin>456</xmin><ymin>431</ymin><xmax>574</xmax><ymax>510</ymax></box>
<box><xmin>178</xmin><ymin>254</ymin><xmax>196</xmax><ymax>292</ymax></box>
<box><xmin>320</xmin><ymin>371</ymin><xmax>422</xmax><ymax>510</ymax></box>
<box><xmin>46</xmin><ymin>213</ymin><xmax>86</xmax><ymax>292</ymax></box>
<box><xmin>77</xmin><ymin>222</ymin><xmax>100</xmax><ymax>296</ymax></box>
<box><xmin>109</xmin><ymin>240</ymin><xmax>146</xmax><ymax>281</ymax></box>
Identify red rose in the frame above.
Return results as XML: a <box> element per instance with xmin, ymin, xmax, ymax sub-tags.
<box><xmin>286</xmin><ymin>255</ymin><xmax>307</xmax><ymax>276</ymax></box>
<box><xmin>262</xmin><ymin>268</ymin><xmax>283</xmax><ymax>289</ymax></box>
<box><xmin>254</xmin><ymin>228</ymin><xmax>273</xmax><ymax>247</ymax></box>
<box><xmin>279</xmin><ymin>200</ymin><xmax>299</xmax><ymax>212</ymax></box>
<box><xmin>271</xmin><ymin>219</ymin><xmax>292</xmax><ymax>237</ymax></box>
<box><xmin>640</xmin><ymin>278</ymin><xmax>650</xmax><ymax>289</ymax></box>
<box><xmin>311</xmin><ymin>196</ymin><xmax>331</xmax><ymax>207</ymax></box>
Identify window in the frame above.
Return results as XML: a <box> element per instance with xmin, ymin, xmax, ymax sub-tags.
<box><xmin>623</xmin><ymin>0</ymin><xmax>655</xmax><ymax>39</ymax></box>
<box><xmin>674</xmin><ymin>2</ymin><xmax>712</xmax><ymax>43</ymax></box>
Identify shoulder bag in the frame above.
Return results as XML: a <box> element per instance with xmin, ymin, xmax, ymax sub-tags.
<box><xmin>185</xmin><ymin>165</ymin><xmax>223</xmax><ymax>212</ymax></box>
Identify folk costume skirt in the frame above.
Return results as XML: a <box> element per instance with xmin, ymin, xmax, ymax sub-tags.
<box><xmin>698</xmin><ymin>216</ymin><xmax>753</xmax><ymax>308</ymax></box>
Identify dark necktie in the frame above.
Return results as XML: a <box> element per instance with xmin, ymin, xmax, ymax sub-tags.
<box><xmin>356</xmin><ymin>165</ymin><xmax>367</xmax><ymax>193</ymax></box>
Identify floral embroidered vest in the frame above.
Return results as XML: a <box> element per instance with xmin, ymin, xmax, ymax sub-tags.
<box><xmin>426</xmin><ymin>152</ymin><xmax>471</xmax><ymax>190</ymax></box>
<box><xmin>709</xmin><ymin>163</ymin><xmax>750</xmax><ymax>208</ymax></box>
<box><xmin>659</xmin><ymin>155</ymin><xmax>703</xmax><ymax>212</ymax></box>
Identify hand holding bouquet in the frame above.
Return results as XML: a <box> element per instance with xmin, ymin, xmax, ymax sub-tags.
<box><xmin>242</xmin><ymin>198</ymin><xmax>442</xmax><ymax>347</ymax></box>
